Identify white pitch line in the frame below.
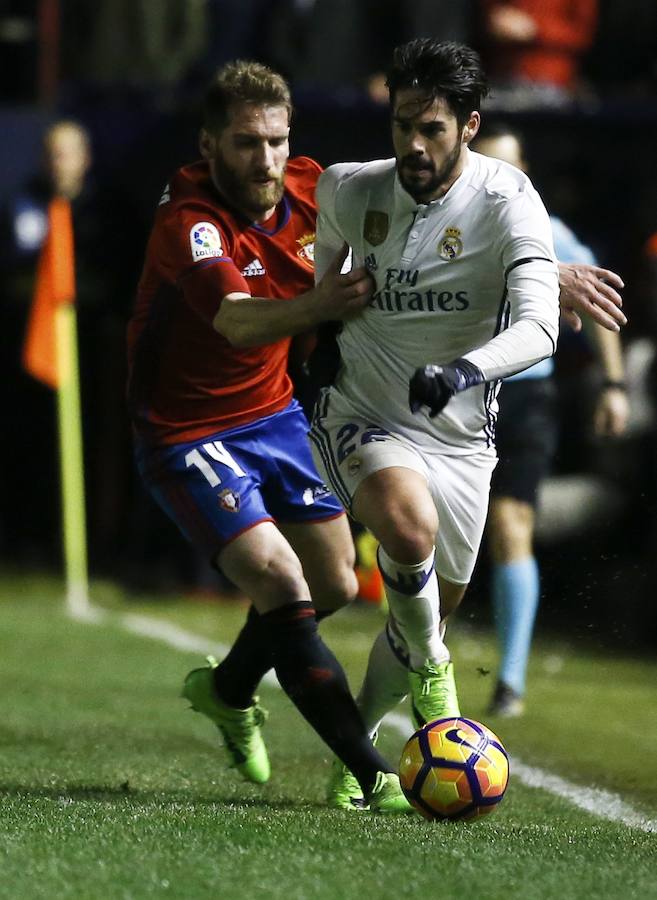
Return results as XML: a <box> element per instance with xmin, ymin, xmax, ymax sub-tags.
<box><xmin>507</xmin><ymin>759</ymin><xmax>657</xmax><ymax>835</ymax></box>
<box><xmin>71</xmin><ymin>606</ymin><xmax>657</xmax><ymax>834</ymax></box>
<box><xmin>121</xmin><ymin>611</ymin><xmax>229</xmax><ymax>658</ymax></box>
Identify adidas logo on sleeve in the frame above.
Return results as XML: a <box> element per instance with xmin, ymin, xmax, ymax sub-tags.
<box><xmin>241</xmin><ymin>258</ymin><xmax>266</xmax><ymax>277</ymax></box>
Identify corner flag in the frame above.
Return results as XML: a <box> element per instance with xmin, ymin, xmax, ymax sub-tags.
<box><xmin>22</xmin><ymin>197</ymin><xmax>89</xmax><ymax>614</ymax></box>
<box><xmin>23</xmin><ymin>197</ymin><xmax>76</xmax><ymax>386</ymax></box>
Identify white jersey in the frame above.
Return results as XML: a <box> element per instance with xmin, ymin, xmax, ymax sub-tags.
<box><xmin>314</xmin><ymin>148</ymin><xmax>560</xmax><ymax>454</ymax></box>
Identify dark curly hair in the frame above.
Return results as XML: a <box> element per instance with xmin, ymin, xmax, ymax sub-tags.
<box><xmin>386</xmin><ymin>40</ymin><xmax>489</xmax><ymax>127</ymax></box>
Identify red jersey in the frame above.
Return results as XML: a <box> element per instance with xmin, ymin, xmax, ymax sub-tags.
<box><xmin>127</xmin><ymin>156</ymin><xmax>321</xmax><ymax>445</ymax></box>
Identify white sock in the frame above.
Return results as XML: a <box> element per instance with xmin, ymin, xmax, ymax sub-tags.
<box><xmin>377</xmin><ymin>545</ymin><xmax>449</xmax><ymax>670</ymax></box>
<box><xmin>357</xmin><ymin>624</ymin><xmax>409</xmax><ymax>736</ymax></box>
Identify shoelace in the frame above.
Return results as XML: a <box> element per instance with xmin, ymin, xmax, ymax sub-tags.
<box><xmin>419</xmin><ymin>671</ymin><xmax>450</xmax><ymax>713</ymax></box>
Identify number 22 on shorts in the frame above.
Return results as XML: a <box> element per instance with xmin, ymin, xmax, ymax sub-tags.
<box><xmin>336</xmin><ymin>423</ymin><xmax>389</xmax><ymax>464</ymax></box>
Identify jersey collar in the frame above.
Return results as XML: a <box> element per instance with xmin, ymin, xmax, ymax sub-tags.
<box><xmin>250</xmin><ymin>195</ymin><xmax>291</xmax><ymax>235</ymax></box>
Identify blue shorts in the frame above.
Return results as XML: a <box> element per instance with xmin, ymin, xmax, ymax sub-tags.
<box><xmin>136</xmin><ymin>400</ymin><xmax>345</xmax><ymax>560</ymax></box>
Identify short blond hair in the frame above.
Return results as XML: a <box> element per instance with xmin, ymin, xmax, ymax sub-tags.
<box><xmin>204</xmin><ymin>60</ymin><xmax>292</xmax><ymax>133</ymax></box>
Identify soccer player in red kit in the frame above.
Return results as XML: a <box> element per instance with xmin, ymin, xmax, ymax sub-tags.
<box><xmin>127</xmin><ymin>61</ymin><xmax>411</xmax><ymax>812</ymax></box>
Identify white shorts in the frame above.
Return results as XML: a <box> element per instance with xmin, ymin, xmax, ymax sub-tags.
<box><xmin>309</xmin><ymin>387</ymin><xmax>497</xmax><ymax>584</ymax></box>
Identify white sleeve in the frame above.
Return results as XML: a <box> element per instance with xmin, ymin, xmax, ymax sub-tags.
<box><xmin>463</xmin><ymin>188</ymin><xmax>560</xmax><ymax>381</ymax></box>
<box><xmin>314</xmin><ymin>164</ymin><xmax>360</xmax><ymax>283</ymax></box>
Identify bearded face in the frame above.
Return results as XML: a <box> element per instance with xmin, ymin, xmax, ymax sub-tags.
<box><xmin>396</xmin><ymin>135</ymin><xmax>462</xmax><ymax>203</ymax></box>
<box><xmin>202</xmin><ymin>102</ymin><xmax>290</xmax><ymax>222</ymax></box>
<box><xmin>392</xmin><ymin>90</ymin><xmax>473</xmax><ymax>203</ymax></box>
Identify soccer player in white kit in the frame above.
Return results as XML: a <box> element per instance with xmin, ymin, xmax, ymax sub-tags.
<box><xmin>308</xmin><ymin>39</ymin><xmax>561</xmax><ymax>808</ymax></box>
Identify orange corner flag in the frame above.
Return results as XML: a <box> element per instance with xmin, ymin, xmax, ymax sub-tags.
<box><xmin>22</xmin><ymin>197</ymin><xmax>76</xmax><ymax>388</ymax></box>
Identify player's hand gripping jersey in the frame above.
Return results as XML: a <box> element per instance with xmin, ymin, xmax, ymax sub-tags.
<box><xmin>127</xmin><ymin>157</ymin><xmax>320</xmax><ymax>445</ymax></box>
<box><xmin>314</xmin><ymin>149</ymin><xmax>560</xmax><ymax>454</ymax></box>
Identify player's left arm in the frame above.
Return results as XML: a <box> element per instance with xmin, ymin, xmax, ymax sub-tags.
<box><xmin>410</xmin><ymin>192</ymin><xmax>560</xmax><ymax>417</ymax></box>
<box><xmin>409</xmin><ymin>258</ymin><xmax>560</xmax><ymax>416</ymax></box>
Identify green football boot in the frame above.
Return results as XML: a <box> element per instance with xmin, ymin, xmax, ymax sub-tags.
<box><xmin>326</xmin><ymin>759</ymin><xmax>366</xmax><ymax>810</ymax></box>
<box><xmin>325</xmin><ymin>731</ymin><xmax>379</xmax><ymax>810</ymax></box>
<box><xmin>409</xmin><ymin>659</ymin><xmax>461</xmax><ymax>729</ymax></box>
<box><xmin>182</xmin><ymin>657</ymin><xmax>270</xmax><ymax>784</ymax></box>
<box><xmin>367</xmin><ymin>772</ymin><xmax>414</xmax><ymax>814</ymax></box>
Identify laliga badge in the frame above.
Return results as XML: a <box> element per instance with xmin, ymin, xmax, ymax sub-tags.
<box><xmin>439</xmin><ymin>226</ymin><xmax>463</xmax><ymax>260</ymax></box>
<box><xmin>190</xmin><ymin>221</ymin><xmax>223</xmax><ymax>262</ymax></box>
<box><xmin>218</xmin><ymin>489</ymin><xmax>240</xmax><ymax>512</ymax></box>
<box><xmin>364</xmin><ymin>211</ymin><xmax>389</xmax><ymax>247</ymax></box>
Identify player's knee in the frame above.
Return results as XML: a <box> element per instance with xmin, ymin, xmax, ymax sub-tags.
<box><xmin>377</xmin><ymin>518</ymin><xmax>436</xmax><ymax>564</ymax></box>
<box><xmin>315</xmin><ymin>563</ymin><xmax>359</xmax><ymax>612</ymax></box>
<box><xmin>264</xmin><ymin>560</ymin><xmax>309</xmax><ymax>604</ymax></box>
<box><xmin>302</xmin><ymin>545</ymin><xmax>358</xmax><ymax>611</ymax></box>
<box><xmin>361</xmin><ymin>488</ymin><xmax>437</xmax><ymax>563</ymax></box>
<box><xmin>228</xmin><ymin>546</ymin><xmax>309</xmax><ymax>608</ymax></box>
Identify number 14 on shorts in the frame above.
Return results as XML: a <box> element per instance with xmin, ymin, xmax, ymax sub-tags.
<box><xmin>185</xmin><ymin>441</ymin><xmax>246</xmax><ymax>487</ymax></box>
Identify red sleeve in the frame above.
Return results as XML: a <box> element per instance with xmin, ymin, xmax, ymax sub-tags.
<box><xmin>178</xmin><ymin>261</ymin><xmax>250</xmax><ymax>323</ymax></box>
<box><xmin>159</xmin><ymin>208</ymin><xmax>250</xmax><ymax>323</ymax></box>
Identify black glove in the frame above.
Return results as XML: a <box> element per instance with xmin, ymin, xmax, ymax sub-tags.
<box><xmin>409</xmin><ymin>359</ymin><xmax>485</xmax><ymax>417</ymax></box>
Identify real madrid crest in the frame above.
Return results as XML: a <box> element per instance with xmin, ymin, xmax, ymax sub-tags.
<box><xmin>347</xmin><ymin>455</ymin><xmax>361</xmax><ymax>476</ymax></box>
<box><xmin>364</xmin><ymin>211</ymin><xmax>389</xmax><ymax>247</ymax></box>
<box><xmin>439</xmin><ymin>226</ymin><xmax>463</xmax><ymax>260</ymax></box>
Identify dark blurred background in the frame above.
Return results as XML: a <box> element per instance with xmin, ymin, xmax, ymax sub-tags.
<box><xmin>2</xmin><ymin>0</ymin><xmax>657</xmax><ymax>648</ymax></box>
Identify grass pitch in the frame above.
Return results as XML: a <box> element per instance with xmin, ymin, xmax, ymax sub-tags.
<box><xmin>0</xmin><ymin>573</ymin><xmax>655</xmax><ymax>899</ymax></box>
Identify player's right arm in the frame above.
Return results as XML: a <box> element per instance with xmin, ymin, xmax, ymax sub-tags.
<box><xmin>213</xmin><ymin>244</ymin><xmax>372</xmax><ymax>348</ymax></box>
<box><xmin>214</xmin><ymin>161</ymin><xmax>378</xmax><ymax>348</ymax></box>
<box><xmin>171</xmin><ymin>210</ymin><xmax>371</xmax><ymax>349</ymax></box>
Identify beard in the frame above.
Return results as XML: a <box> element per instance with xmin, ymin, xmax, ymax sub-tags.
<box><xmin>212</xmin><ymin>150</ymin><xmax>286</xmax><ymax>218</ymax></box>
<box><xmin>397</xmin><ymin>138</ymin><xmax>462</xmax><ymax>203</ymax></box>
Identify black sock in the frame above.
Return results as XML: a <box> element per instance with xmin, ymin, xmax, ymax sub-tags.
<box><xmin>262</xmin><ymin>601</ymin><xmax>392</xmax><ymax>795</ymax></box>
<box><xmin>214</xmin><ymin>606</ymin><xmax>336</xmax><ymax>709</ymax></box>
<box><xmin>213</xmin><ymin>606</ymin><xmax>271</xmax><ymax>708</ymax></box>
